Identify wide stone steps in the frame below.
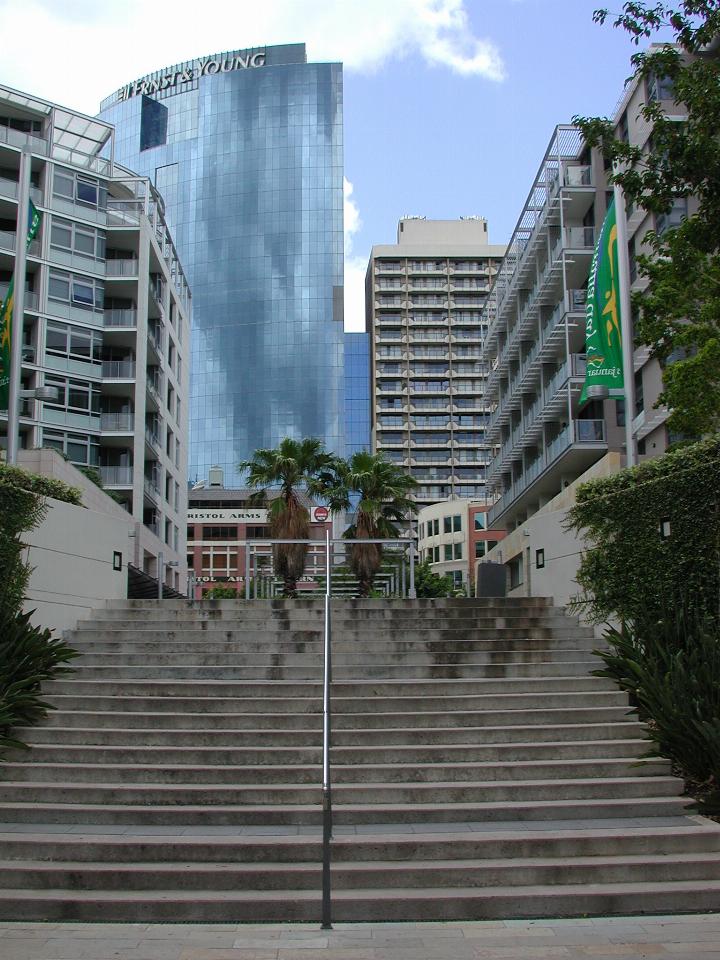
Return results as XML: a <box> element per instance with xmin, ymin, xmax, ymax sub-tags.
<box><xmin>14</xmin><ymin>724</ymin><xmax>647</xmax><ymax>752</ymax></box>
<box><xmin>1</xmin><ymin>596</ymin><xmax>718</xmax><ymax>922</ymax></box>
<box><xmin>0</xmin><ymin>755</ymin><xmax>667</xmax><ymax>784</ymax></box>
<box><xmin>3</xmin><ymin>879</ymin><xmax>720</xmax><ymax>922</ymax></box>
<box><xmin>3</xmin><ymin>851</ymin><xmax>719</xmax><ymax>892</ymax></box>
<box><xmin>0</xmin><ymin>796</ymin><xmax>693</xmax><ymax>827</ymax></box>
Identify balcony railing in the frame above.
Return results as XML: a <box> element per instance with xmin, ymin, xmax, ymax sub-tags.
<box><xmin>102</xmin><ymin>360</ymin><xmax>136</xmax><ymax>379</ymax></box>
<box><xmin>106</xmin><ymin>199</ymin><xmax>143</xmax><ymax>227</ymax></box>
<box><xmin>100</xmin><ymin>465</ymin><xmax>134</xmax><ymax>486</ymax></box>
<box><xmin>104</xmin><ymin>308</ymin><xmax>137</xmax><ymax>328</ymax></box>
<box><xmin>101</xmin><ymin>412</ymin><xmax>134</xmax><ymax>431</ymax></box>
<box><xmin>106</xmin><ymin>258</ymin><xmax>138</xmax><ymax>277</ymax></box>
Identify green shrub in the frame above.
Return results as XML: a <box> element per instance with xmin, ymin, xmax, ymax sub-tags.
<box><xmin>414</xmin><ymin>560</ymin><xmax>456</xmax><ymax>598</ymax></box>
<box><xmin>202</xmin><ymin>585</ymin><xmax>239</xmax><ymax>599</ymax></box>
<box><xmin>567</xmin><ymin>437</ymin><xmax>720</xmax><ymax>624</ymax></box>
<box><xmin>0</xmin><ymin>464</ymin><xmax>83</xmax><ymax>621</ymax></box>
<box><xmin>0</xmin><ymin>610</ymin><xmax>78</xmax><ymax>757</ymax></box>
<box><xmin>594</xmin><ymin>611</ymin><xmax>720</xmax><ymax>812</ymax></box>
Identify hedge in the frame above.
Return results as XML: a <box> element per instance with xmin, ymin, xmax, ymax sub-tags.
<box><xmin>0</xmin><ymin>463</ymin><xmax>82</xmax><ymax>621</ymax></box>
<box><xmin>566</xmin><ymin>436</ymin><xmax>720</xmax><ymax>625</ymax></box>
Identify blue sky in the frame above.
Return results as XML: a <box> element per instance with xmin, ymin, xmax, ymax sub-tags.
<box><xmin>0</xmin><ymin>0</ymin><xmax>654</xmax><ymax>328</ymax></box>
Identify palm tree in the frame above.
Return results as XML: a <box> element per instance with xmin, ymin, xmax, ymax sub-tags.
<box><xmin>323</xmin><ymin>451</ymin><xmax>418</xmax><ymax>598</ymax></box>
<box><xmin>239</xmin><ymin>438</ymin><xmax>334</xmax><ymax>598</ymax></box>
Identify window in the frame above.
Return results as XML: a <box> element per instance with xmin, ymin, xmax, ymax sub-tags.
<box><xmin>474</xmin><ymin>513</ymin><xmax>486</xmax><ymax>531</ymax></box>
<box><xmin>42</xmin><ymin>429</ymin><xmax>99</xmax><ymax>465</ymax></box>
<box><xmin>443</xmin><ymin>516</ymin><xmax>452</xmax><ymax>535</ymax></box>
<box><xmin>45</xmin><ymin>320</ymin><xmax>102</xmax><ymax>365</ymax></box>
<box><xmin>433</xmin><ymin>518</ymin><xmax>439</xmax><ymax>536</ymax></box>
<box><xmin>53</xmin><ymin>170</ymin><xmax>106</xmax><ymax>210</ymax></box>
<box><xmin>453</xmin><ymin>514</ymin><xmax>461</xmax><ymax>533</ymax></box>
<box><xmin>509</xmin><ymin>554</ymin><xmax>524</xmax><ymax>589</ymax></box>
<box><xmin>45</xmin><ymin>374</ymin><xmax>101</xmax><ymax>416</ymax></box>
<box><xmin>475</xmin><ymin>541</ymin><xmax>487</xmax><ymax>559</ymax></box>
<box><xmin>48</xmin><ymin>269</ymin><xmax>104</xmax><ymax>310</ymax></box>
<box><xmin>656</xmin><ymin>198</ymin><xmax>688</xmax><ymax>236</ymax></box>
<box><xmin>50</xmin><ymin>217</ymin><xmax>105</xmax><ymax>260</ymax></box>
<box><xmin>140</xmin><ymin>95</ymin><xmax>169</xmax><ymax>151</ymax></box>
<box><xmin>453</xmin><ymin>542</ymin><xmax>462</xmax><ymax>560</ymax></box>
<box><xmin>433</xmin><ymin>546</ymin><xmax>440</xmax><ymax>562</ymax></box>
<box><xmin>247</xmin><ymin>526</ymin><xmax>271</xmax><ymax>539</ymax></box>
<box><xmin>444</xmin><ymin>544</ymin><xmax>453</xmax><ymax>561</ymax></box>
<box><xmin>202</xmin><ymin>526</ymin><xmax>237</xmax><ymax>540</ymax></box>
<box><xmin>628</xmin><ymin>240</ymin><xmax>637</xmax><ymax>284</ymax></box>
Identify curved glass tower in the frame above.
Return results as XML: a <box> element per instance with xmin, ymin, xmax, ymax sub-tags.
<box><xmin>99</xmin><ymin>44</ymin><xmax>344</xmax><ymax>481</ymax></box>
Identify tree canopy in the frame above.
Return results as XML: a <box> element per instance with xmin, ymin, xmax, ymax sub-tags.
<box><xmin>575</xmin><ymin>2</ymin><xmax>720</xmax><ymax>438</ymax></box>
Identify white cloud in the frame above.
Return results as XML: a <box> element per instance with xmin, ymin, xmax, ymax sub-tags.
<box><xmin>0</xmin><ymin>0</ymin><xmax>505</xmax><ymax>115</ymax></box>
<box><xmin>343</xmin><ymin>177</ymin><xmax>368</xmax><ymax>333</ymax></box>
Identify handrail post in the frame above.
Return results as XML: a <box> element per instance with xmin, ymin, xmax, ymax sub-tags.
<box><xmin>408</xmin><ymin>540</ymin><xmax>417</xmax><ymax>599</ymax></box>
<box><xmin>252</xmin><ymin>553</ymin><xmax>258</xmax><ymax>599</ymax></box>
<box><xmin>321</xmin><ymin>528</ymin><xmax>332</xmax><ymax>929</ymax></box>
<box><xmin>401</xmin><ymin>556</ymin><xmax>406</xmax><ymax>597</ymax></box>
<box><xmin>245</xmin><ymin>544</ymin><xmax>251</xmax><ymax>600</ymax></box>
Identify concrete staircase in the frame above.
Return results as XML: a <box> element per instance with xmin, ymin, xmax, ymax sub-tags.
<box><xmin>1</xmin><ymin>597</ymin><xmax>719</xmax><ymax>921</ymax></box>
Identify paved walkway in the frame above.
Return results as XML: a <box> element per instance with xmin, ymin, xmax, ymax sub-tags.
<box><xmin>1</xmin><ymin>916</ymin><xmax>719</xmax><ymax>960</ymax></box>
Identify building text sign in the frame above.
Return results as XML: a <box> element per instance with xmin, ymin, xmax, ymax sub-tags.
<box><xmin>188</xmin><ymin>509</ymin><xmax>269</xmax><ymax>523</ymax></box>
<box><xmin>117</xmin><ymin>50</ymin><xmax>266</xmax><ymax>103</ymax></box>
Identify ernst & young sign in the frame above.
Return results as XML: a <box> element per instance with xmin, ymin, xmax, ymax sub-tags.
<box><xmin>117</xmin><ymin>50</ymin><xmax>266</xmax><ymax>103</ymax></box>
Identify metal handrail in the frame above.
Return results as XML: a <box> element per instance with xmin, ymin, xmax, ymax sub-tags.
<box><xmin>321</xmin><ymin>527</ymin><xmax>332</xmax><ymax>929</ymax></box>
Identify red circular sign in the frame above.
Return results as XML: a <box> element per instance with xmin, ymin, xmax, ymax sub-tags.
<box><xmin>314</xmin><ymin>506</ymin><xmax>329</xmax><ymax>522</ymax></box>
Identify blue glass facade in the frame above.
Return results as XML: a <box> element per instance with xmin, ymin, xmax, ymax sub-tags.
<box><xmin>99</xmin><ymin>45</ymin><xmax>344</xmax><ymax>481</ymax></box>
<box><xmin>344</xmin><ymin>332</ymin><xmax>370</xmax><ymax>456</ymax></box>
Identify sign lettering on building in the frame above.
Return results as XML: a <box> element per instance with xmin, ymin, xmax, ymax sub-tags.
<box><xmin>188</xmin><ymin>509</ymin><xmax>269</xmax><ymax>523</ymax></box>
<box><xmin>117</xmin><ymin>50</ymin><xmax>266</xmax><ymax>103</ymax></box>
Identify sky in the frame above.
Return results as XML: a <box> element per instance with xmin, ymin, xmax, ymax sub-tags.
<box><xmin>0</xmin><ymin>0</ymin><xmax>655</xmax><ymax>330</ymax></box>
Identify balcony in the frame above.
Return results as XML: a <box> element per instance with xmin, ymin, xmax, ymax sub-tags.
<box><xmin>102</xmin><ymin>359</ymin><xmax>136</xmax><ymax>379</ymax></box>
<box><xmin>100</xmin><ymin>465</ymin><xmax>133</xmax><ymax>486</ymax></box>
<box><xmin>101</xmin><ymin>412</ymin><xmax>134</xmax><ymax>431</ymax></box>
<box><xmin>106</xmin><ymin>258</ymin><xmax>138</xmax><ymax>278</ymax></box>
<box><xmin>104</xmin><ymin>308</ymin><xmax>137</xmax><ymax>328</ymax></box>
<box><xmin>106</xmin><ymin>199</ymin><xmax>143</xmax><ymax>227</ymax></box>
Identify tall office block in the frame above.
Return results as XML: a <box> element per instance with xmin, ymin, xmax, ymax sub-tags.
<box><xmin>99</xmin><ymin>45</ymin><xmax>345</xmax><ymax>481</ymax></box>
<box><xmin>0</xmin><ymin>85</ymin><xmax>191</xmax><ymax>584</ymax></box>
<box><xmin>344</xmin><ymin>331</ymin><xmax>370</xmax><ymax>457</ymax></box>
<box><xmin>366</xmin><ymin>218</ymin><xmax>505</xmax><ymax>508</ymax></box>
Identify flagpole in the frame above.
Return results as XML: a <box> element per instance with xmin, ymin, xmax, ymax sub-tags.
<box><xmin>613</xmin><ymin>177</ymin><xmax>637</xmax><ymax>468</ymax></box>
<box><xmin>7</xmin><ymin>147</ymin><xmax>31</xmax><ymax>466</ymax></box>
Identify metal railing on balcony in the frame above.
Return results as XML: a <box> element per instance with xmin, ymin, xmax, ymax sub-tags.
<box><xmin>106</xmin><ymin>258</ymin><xmax>138</xmax><ymax>277</ymax></box>
<box><xmin>104</xmin><ymin>308</ymin><xmax>137</xmax><ymax>328</ymax></box>
<box><xmin>100</xmin><ymin>465</ymin><xmax>134</xmax><ymax>486</ymax></box>
<box><xmin>102</xmin><ymin>359</ymin><xmax>136</xmax><ymax>378</ymax></box>
<box><xmin>101</xmin><ymin>412</ymin><xmax>134</xmax><ymax>431</ymax></box>
<box><xmin>145</xmin><ymin>428</ymin><xmax>162</xmax><ymax>451</ymax></box>
<box><xmin>106</xmin><ymin>199</ymin><xmax>143</xmax><ymax>227</ymax></box>
<box><xmin>565</xmin><ymin>226</ymin><xmax>595</xmax><ymax>249</ymax></box>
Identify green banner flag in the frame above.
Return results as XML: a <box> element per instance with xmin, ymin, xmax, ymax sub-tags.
<box><xmin>0</xmin><ymin>200</ymin><xmax>43</xmax><ymax>410</ymax></box>
<box><xmin>580</xmin><ymin>197</ymin><xmax>624</xmax><ymax>405</ymax></box>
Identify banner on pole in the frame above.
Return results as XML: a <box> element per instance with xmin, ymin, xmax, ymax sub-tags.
<box><xmin>0</xmin><ymin>200</ymin><xmax>43</xmax><ymax>410</ymax></box>
<box><xmin>580</xmin><ymin>197</ymin><xmax>625</xmax><ymax>405</ymax></box>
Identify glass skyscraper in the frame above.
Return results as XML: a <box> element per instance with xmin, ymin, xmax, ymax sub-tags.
<box><xmin>344</xmin><ymin>332</ymin><xmax>370</xmax><ymax>456</ymax></box>
<box><xmin>99</xmin><ymin>44</ymin><xmax>344</xmax><ymax>482</ymax></box>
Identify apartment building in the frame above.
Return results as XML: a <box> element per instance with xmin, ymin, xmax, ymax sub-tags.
<box><xmin>366</xmin><ymin>217</ymin><xmax>506</xmax><ymax>509</ymax></box>
<box><xmin>0</xmin><ymin>85</ymin><xmax>191</xmax><ymax>586</ymax></box>
<box><xmin>417</xmin><ymin>498</ymin><xmax>505</xmax><ymax>590</ymax></box>
<box><xmin>480</xmin><ymin>55</ymin><xmax>699</xmax><ymax>598</ymax></box>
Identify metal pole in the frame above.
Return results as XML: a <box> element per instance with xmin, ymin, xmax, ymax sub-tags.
<box><xmin>321</xmin><ymin>528</ymin><xmax>332</xmax><ymax>929</ymax></box>
<box><xmin>401</xmin><ymin>555</ymin><xmax>406</xmax><ymax>598</ymax></box>
<box><xmin>157</xmin><ymin>551</ymin><xmax>164</xmax><ymax>601</ymax></box>
<box><xmin>252</xmin><ymin>553</ymin><xmax>258</xmax><ymax>599</ymax></box>
<box><xmin>408</xmin><ymin>541</ymin><xmax>417</xmax><ymax>599</ymax></box>
<box><xmin>613</xmin><ymin>178</ymin><xmax>637</xmax><ymax>468</ymax></box>
<box><xmin>245</xmin><ymin>544</ymin><xmax>251</xmax><ymax>600</ymax></box>
<box><xmin>7</xmin><ymin>148</ymin><xmax>32</xmax><ymax>465</ymax></box>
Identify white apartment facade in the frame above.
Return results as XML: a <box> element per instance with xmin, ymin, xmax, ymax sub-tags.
<box><xmin>480</xmin><ymin>55</ymin><xmax>701</xmax><ymax>599</ymax></box>
<box><xmin>366</xmin><ymin>217</ymin><xmax>506</xmax><ymax>509</ymax></box>
<box><xmin>0</xmin><ymin>85</ymin><xmax>191</xmax><ymax>586</ymax></box>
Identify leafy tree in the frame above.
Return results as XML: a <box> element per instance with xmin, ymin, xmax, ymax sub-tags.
<box><xmin>574</xmin><ymin>2</ymin><xmax>720</xmax><ymax>438</ymax></box>
<box><xmin>414</xmin><ymin>559</ymin><xmax>456</xmax><ymax>599</ymax></box>
<box><xmin>322</xmin><ymin>451</ymin><xmax>418</xmax><ymax>598</ymax></box>
<box><xmin>239</xmin><ymin>437</ymin><xmax>334</xmax><ymax>598</ymax></box>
